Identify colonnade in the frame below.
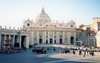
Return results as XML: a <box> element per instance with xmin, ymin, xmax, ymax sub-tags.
<box><xmin>0</xmin><ymin>34</ymin><xmax>29</xmax><ymax>49</ymax></box>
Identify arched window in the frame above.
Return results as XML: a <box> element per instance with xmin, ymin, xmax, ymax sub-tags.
<box><xmin>27</xmin><ymin>23</ymin><xmax>30</xmax><ymax>26</ymax></box>
<box><xmin>71</xmin><ymin>37</ymin><xmax>74</xmax><ymax>45</ymax></box>
<box><xmin>71</xmin><ymin>25</ymin><xmax>73</xmax><ymax>27</ymax></box>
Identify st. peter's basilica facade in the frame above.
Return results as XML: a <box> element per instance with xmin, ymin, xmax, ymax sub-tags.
<box><xmin>23</xmin><ymin>8</ymin><xmax>76</xmax><ymax>45</ymax></box>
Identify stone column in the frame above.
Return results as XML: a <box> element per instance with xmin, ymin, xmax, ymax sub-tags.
<box><xmin>42</xmin><ymin>31</ymin><xmax>44</xmax><ymax>44</ymax></box>
<box><xmin>56</xmin><ymin>31</ymin><xmax>59</xmax><ymax>44</ymax></box>
<box><xmin>90</xmin><ymin>39</ymin><xmax>92</xmax><ymax>46</ymax></box>
<box><xmin>48</xmin><ymin>31</ymin><xmax>49</xmax><ymax>44</ymax></box>
<box><xmin>12</xmin><ymin>35</ymin><xmax>15</xmax><ymax>47</ymax></box>
<box><xmin>63</xmin><ymin>31</ymin><xmax>64</xmax><ymax>43</ymax></box>
<box><xmin>67</xmin><ymin>32</ymin><xmax>70</xmax><ymax>45</ymax></box>
<box><xmin>53</xmin><ymin>31</ymin><xmax>54</xmax><ymax>44</ymax></box>
<box><xmin>87</xmin><ymin>39</ymin><xmax>88</xmax><ymax>46</ymax></box>
<box><xmin>74</xmin><ymin>32</ymin><xmax>76</xmax><ymax>45</ymax></box>
<box><xmin>9</xmin><ymin>35</ymin><xmax>10</xmax><ymax>39</ymax></box>
<box><xmin>4</xmin><ymin>34</ymin><xmax>6</xmax><ymax>49</ymax></box>
<box><xmin>86</xmin><ymin>40</ymin><xmax>87</xmax><ymax>46</ymax></box>
<box><xmin>94</xmin><ymin>39</ymin><xmax>96</xmax><ymax>46</ymax></box>
<box><xmin>0</xmin><ymin>34</ymin><xmax>1</xmax><ymax>48</ymax></box>
<box><xmin>30</xmin><ymin>31</ymin><xmax>33</xmax><ymax>45</ymax></box>
<box><xmin>37</xmin><ymin>31</ymin><xmax>39</xmax><ymax>44</ymax></box>
<box><xmin>56</xmin><ymin>31</ymin><xmax>57</xmax><ymax>43</ymax></box>
<box><xmin>44</xmin><ymin>31</ymin><xmax>46</xmax><ymax>43</ymax></box>
<box><xmin>8</xmin><ymin>35</ymin><xmax>11</xmax><ymax>44</ymax></box>
<box><xmin>26</xmin><ymin>35</ymin><xmax>29</xmax><ymax>48</ymax></box>
<box><xmin>88</xmin><ymin>39</ymin><xmax>90</xmax><ymax>46</ymax></box>
<box><xmin>19</xmin><ymin>35</ymin><xmax>21</xmax><ymax>48</ymax></box>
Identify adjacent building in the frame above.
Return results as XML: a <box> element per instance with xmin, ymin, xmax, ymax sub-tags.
<box><xmin>77</xmin><ymin>17</ymin><xmax>100</xmax><ymax>47</ymax></box>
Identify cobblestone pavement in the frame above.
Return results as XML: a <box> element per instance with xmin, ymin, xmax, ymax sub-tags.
<box><xmin>0</xmin><ymin>48</ymin><xmax>100</xmax><ymax>63</ymax></box>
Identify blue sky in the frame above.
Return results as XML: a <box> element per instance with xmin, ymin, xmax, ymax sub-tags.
<box><xmin>0</xmin><ymin>0</ymin><xmax>100</xmax><ymax>29</ymax></box>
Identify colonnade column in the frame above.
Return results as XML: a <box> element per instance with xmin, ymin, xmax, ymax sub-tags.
<box><xmin>67</xmin><ymin>32</ymin><xmax>70</xmax><ymax>45</ymax></box>
<box><xmin>26</xmin><ymin>35</ymin><xmax>29</xmax><ymax>48</ymax></box>
<box><xmin>63</xmin><ymin>31</ymin><xmax>64</xmax><ymax>43</ymax></box>
<box><xmin>74</xmin><ymin>32</ymin><xmax>76</xmax><ymax>45</ymax></box>
<box><xmin>12</xmin><ymin>35</ymin><xmax>15</xmax><ymax>47</ymax></box>
<box><xmin>53</xmin><ymin>31</ymin><xmax>54</xmax><ymax>44</ymax></box>
<box><xmin>19</xmin><ymin>35</ymin><xmax>21</xmax><ymax>48</ymax></box>
<box><xmin>0</xmin><ymin>34</ymin><xmax>1</xmax><ymax>48</ymax></box>
<box><xmin>30</xmin><ymin>31</ymin><xmax>33</xmax><ymax>45</ymax></box>
<box><xmin>48</xmin><ymin>31</ymin><xmax>49</xmax><ymax>44</ymax></box>
<box><xmin>9</xmin><ymin>35</ymin><xmax>10</xmax><ymax>39</ymax></box>
<box><xmin>37</xmin><ymin>31</ymin><xmax>39</xmax><ymax>44</ymax></box>
<box><xmin>8</xmin><ymin>35</ymin><xmax>10</xmax><ymax>44</ymax></box>
<box><xmin>4</xmin><ymin>34</ymin><xmax>6</xmax><ymax>49</ymax></box>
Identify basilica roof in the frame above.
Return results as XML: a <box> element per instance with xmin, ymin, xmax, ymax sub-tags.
<box><xmin>35</xmin><ymin>7</ymin><xmax>51</xmax><ymax>23</ymax></box>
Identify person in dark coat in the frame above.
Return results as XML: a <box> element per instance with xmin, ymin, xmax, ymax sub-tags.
<box><xmin>79</xmin><ymin>50</ymin><xmax>81</xmax><ymax>55</ymax></box>
<box><xmin>53</xmin><ymin>48</ymin><xmax>55</xmax><ymax>51</ymax></box>
<box><xmin>65</xmin><ymin>49</ymin><xmax>67</xmax><ymax>53</ymax></box>
<box><xmin>73</xmin><ymin>50</ymin><xmax>75</xmax><ymax>54</ymax></box>
<box><xmin>92</xmin><ymin>51</ymin><xmax>94</xmax><ymax>56</ymax></box>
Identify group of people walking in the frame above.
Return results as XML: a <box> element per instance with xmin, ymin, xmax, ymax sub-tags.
<box><xmin>60</xmin><ymin>49</ymin><xmax>70</xmax><ymax>54</ymax></box>
<box><xmin>60</xmin><ymin>48</ymin><xmax>95</xmax><ymax>58</ymax></box>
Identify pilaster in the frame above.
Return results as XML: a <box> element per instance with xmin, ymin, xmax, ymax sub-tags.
<box><xmin>48</xmin><ymin>31</ymin><xmax>49</xmax><ymax>43</ymax></box>
<box><xmin>74</xmin><ymin>32</ymin><xmax>76</xmax><ymax>45</ymax></box>
<box><xmin>53</xmin><ymin>31</ymin><xmax>54</xmax><ymax>44</ymax></box>
<box><xmin>19</xmin><ymin>35</ymin><xmax>21</xmax><ymax>48</ymax></box>
<box><xmin>67</xmin><ymin>32</ymin><xmax>70</xmax><ymax>45</ymax></box>
<box><xmin>0</xmin><ymin>34</ymin><xmax>1</xmax><ymax>48</ymax></box>
<box><xmin>63</xmin><ymin>31</ymin><xmax>64</xmax><ymax>43</ymax></box>
<box><xmin>37</xmin><ymin>31</ymin><xmax>39</xmax><ymax>44</ymax></box>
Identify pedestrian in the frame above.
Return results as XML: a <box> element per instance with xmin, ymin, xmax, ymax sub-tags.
<box><xmin>92</xmin><ymin>51</ymin><xmax>94</xmax><ymax>56</ymax></box>
<box><xmin>65</xmin><ymin>49</ymin><xmax>67</xmax><ymax>53</ymax></box>
<box><xmin>79</xmin><ymin>50</ymin><xmax>81</xmax><ymax>55</ymax></box>
<box><xmin>73</xmin><ymin>50</ymin><xmax>75</xmax><ymax>55</ymax></box>
<box><xmin>63</xmin><ymin>50</ymin><xmax>64</xmax><ymax>53</ymax></box>
<box><xmin>53</xmin><ymin>48</ymin><xmax>55</xmax><ymax>51</ymax></box>
<box><xmin>87</xmin><ymin>51</ymin><xmax>88</xmax><ymax>55</ymax></box>
<box><xmin>83</xmin><ymin>51</ymin><xmax>86</xmax><ymax>57</ymax></box>
<box><xmin>60</xmin><ymin>49</ymin><xmax>62</xmax><ymax>54</ymax></box>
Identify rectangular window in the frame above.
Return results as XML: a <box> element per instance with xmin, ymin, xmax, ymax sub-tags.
<box><xmin>50</xmin><ymin>31</ymin><xmax>52</xmax><ymax>35</ymax></box>
<box><xmin>46</xmin><ymin>32</ymin><xmax>48</xmax><ymax>35</ymax></box>
<box><xmin>60</xmin><ymin>32</ymin><xmax>62</xmax><ymax>35</ymax></box>
<box><xmin>54</xmin><ymin>32</ymin><xmax>56</xmax><ymax>35</ymax></box>
<box><xmin>40</xmin><ymin>32</ymin><xmax>42</xmax><ymax>35</ymax></box>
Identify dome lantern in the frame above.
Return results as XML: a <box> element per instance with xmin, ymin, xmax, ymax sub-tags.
<box><xmin>41</xmin><ymin>7</ymin><xmax>45</xmax><ymax>12</ymax></box>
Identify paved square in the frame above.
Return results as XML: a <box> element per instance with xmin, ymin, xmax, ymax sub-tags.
<box><xmin>0</xmin><ymin>48</ymin><xmax>100</xmax><ymax>63</ymax></box>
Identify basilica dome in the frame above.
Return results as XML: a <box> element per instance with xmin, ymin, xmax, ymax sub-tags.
<box><xmin>35</xmin><ymin>8</ymin><xmax>51</xmax><ymax>22</ymax></box>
